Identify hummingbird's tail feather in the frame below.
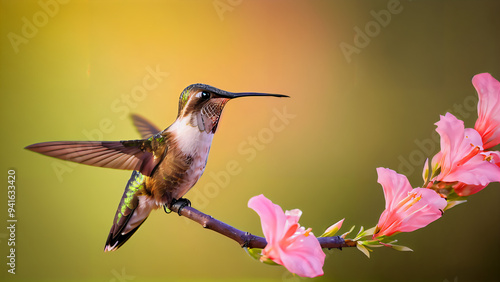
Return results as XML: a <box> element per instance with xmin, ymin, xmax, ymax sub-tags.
<box><xmin>25</xmin><ymin>139</ymin><xmax>160</xmax><ymax>176</ymax></box>
<box><xmin>131</xmin><ymin>114</ymin><xmax>161</xmax><ymax>139</ymax></box>
<box><xmin>105</xmin><ymin>170</ymin><xmax>153</xmax><ymax>252</ymax></box>
<box><xmin>104</xmin><ymin>216</ymin><xmax>148</xmax><ymax>252</ymax></box>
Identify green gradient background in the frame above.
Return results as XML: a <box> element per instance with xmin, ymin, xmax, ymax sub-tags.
<box><xmin>1</xmin><ymin>0</ymin><xmax>500</xmax><ymax>281</ymax></box>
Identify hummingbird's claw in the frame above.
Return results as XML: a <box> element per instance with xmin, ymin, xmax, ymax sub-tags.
<box><xmin>167</xmin><ymin>198</ymin><xmax>191</xmax><ymax>216</ymax></box>
<box><xmin>163</xmin><ymin>204</ymin><xmax>172</xmax><ymax>214</ymax></box>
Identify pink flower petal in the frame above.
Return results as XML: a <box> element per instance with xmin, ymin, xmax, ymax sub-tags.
<box><xmin>442</xmin><ymin>154</ymin><xmax>500</xmax><ymax>186</ymax></box>
<box><xmin>285</xmin><ymin>209</ymin><xmax>302</xmax><ymax>227</ymax></box>
<box><xmin>248</xmin><ymin>194</ymin><xmax>286</xmax><ymax>246</ymax></box>
<box><xmin>376</xmin><ymin>167</ymin><xmax>413</xmax><ymax>211</ymax></box>
<box><xmin>396</xmin><ymin>188</ymin><xmax>446</xmax><ymax>233</ymax></box>
<box><xmin>248</xmin><ymin>194</ymin><xmax>325</xmax><ymax>278</ymax></box>
<box><xmin>473</xmin><ymin>73</ymin><xmax>500</xmax><ymax>149</ymax></box>
<box><xmin>452</xmin><ymin>182</ymin><xmax>486</xmax><ymax>197</ymax></box>
<box><xmin>435</xmin><ymin>113</ymin><xmax>483</xmax><ymax>177</ymax></box>
<box><xmin>279</xmin><ymin>233</ymin><xmax>325</xmax><ymax>278</ymax></box>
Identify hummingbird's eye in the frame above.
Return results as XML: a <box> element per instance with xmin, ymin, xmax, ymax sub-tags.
<box><xmin>201</xmin><ymin>91</ymin><xmax>211</xmax><ymax>100</ymax></box>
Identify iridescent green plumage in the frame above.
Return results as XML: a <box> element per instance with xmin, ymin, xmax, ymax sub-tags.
<box><xmin>117</xmin><ymin>171</ymin><xmax>145</xmax><ymax>223</ymax></box>
<box><xmin>105</xmin><ymin>170</ymin><xmax>146</xmax><ymax>251</ymax></box>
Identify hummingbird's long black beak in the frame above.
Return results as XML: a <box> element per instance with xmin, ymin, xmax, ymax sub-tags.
<box><xmin>218</xmin><ymin>91</ymin><xmax>289</xmax><ymax>99</ymax></box>
<box><xmin>191</xmin><ymin>84</ymin><xmax>289</xmax><ymax>99</ymax></box>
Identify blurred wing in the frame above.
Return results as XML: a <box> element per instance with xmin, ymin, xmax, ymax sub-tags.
<box><xmin>25</xmin><ymin>139</ymin><xmax>158</xmax><ymax>176</ymax></box>
<box><xmin>131</xmin><ymin>114</ymin><xmax>161</xmax><ymax>139</ymax></box>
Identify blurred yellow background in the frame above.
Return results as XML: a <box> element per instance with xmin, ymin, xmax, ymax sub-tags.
<box><xmin>1</xmin><ymin>0</ymin><xmax>500</xmax><ymax>281</ymax></box>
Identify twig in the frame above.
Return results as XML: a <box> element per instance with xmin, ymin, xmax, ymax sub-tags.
<box><xmin>170</xmin><ymin>204</ymin><xmax>357</xmax><ymax>249</ymax></box>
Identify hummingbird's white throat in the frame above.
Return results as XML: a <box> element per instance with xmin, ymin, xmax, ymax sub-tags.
<box><xmin>168</xmin><ymin>115</ymin><xmax>215</xmax><ymax>155</ymax></box>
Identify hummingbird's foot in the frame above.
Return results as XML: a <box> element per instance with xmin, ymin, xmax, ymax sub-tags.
<box><xmin>167</xmin><ymin>198</ymin><xmax>191</xmax><ymax>216</ymax></box>
<box><xmin>163</xmin><ymin>204</ymin><xmax>172</xmax><ymax>214</ymax></box>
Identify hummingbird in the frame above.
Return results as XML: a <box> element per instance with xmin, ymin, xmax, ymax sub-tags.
<box><xmin>25</xmin><ymin>83</ymin><xmax>288</xmax><ymax>252</ymax></box>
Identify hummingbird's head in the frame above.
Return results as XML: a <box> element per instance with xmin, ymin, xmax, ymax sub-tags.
<box><xmin>177</xmin><ymin>84</ymin><xmax>288</xmax><ymax>133</ymax></box>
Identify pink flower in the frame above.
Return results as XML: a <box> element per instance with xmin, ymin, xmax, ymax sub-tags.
<box><xmin>248</xmin><ymin>194</ymin><xmax>325</xmax><ymax>278</ymax></box>
<box><xmin>473</xmin><ymin>73</ymin><xmax>500</xmax><ymax>149</ymax></box>
<box><xmin>427</xmin><ymin>113</ymin><xmax>500</xmax><ymax>195</ymax></box>
<box><xmin>452</xmin><ymin>151</ymin><xmax>500</xmax><ymax>196</ymax></box>
<box><xmin>374</xmin><ymin>168</ymin><xmax>447</xmax><ymax>238</ymax></box>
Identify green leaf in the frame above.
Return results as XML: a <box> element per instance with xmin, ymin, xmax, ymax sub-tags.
<box><xmin>261</xmin><ymin>258</ymin><xmax>279</xmax><ymax>265</ymax></box>
<box><xmin>361</xmin><ymin>240</ymin><xmax>384</xmax><ymax>247</ymax></box>
<box><xmin>355</xmin><ymin>226</ymin><xmax>376</xmax><ymax>240</ymax></box>
<box><xmin>355</xmin><ymin>226</ymin><xmax>364</xmax><ymax>239</ymax></box>
<box><xmin>423</xmin><ymin>158</ymin><xmax>430</xmax><ymax>183</ymax></box>
<box><xmin>341</xmin><ymin>225</ymin><xmax>355</xmax><ymax>239</ymax></box>
<box><xmin>365</xmin><ymin>243</ymin><xmax>384</xmax><ymax>248</ymax></box>
<box><xmin>391</xmin><ymin>244</ymin><xmax>413</xmax><ymax>252</ymax></box>
<box><xmin>244</xmin><ymin>248</ymin><xmax>279</xmax><ymax>265</ymax></box>
<box><xmin>245</xmin><ymin>248</ymin><xmax>262</xmax><ymax>261</ymax></box>
<box><xmin>444</xmin><ymin>200</ymin><xmax>467</xmax><ymax>211</ymax></box>
<box><xmin>377</xmin><ymin>241</ymin><xmax>413</xmax><ymax>252</ymax></box>
<box><xmin>445</xmin><ymin>190</ymin><xmax>467</xmax><ymax>202</ymax></box>
<box><xmin>432</xmin><ymin>166</ymin><xmax>441</xmax><ymax>180</ymax></box>
<box><xmin>356</xmin><ymin>242</ymin><xmax>371</xmax><ymax>258</ymax></box>
<box><xmin>320</xmin><ymin>218</ymin><xmax>344</xmax><ymax>237</ymax></box>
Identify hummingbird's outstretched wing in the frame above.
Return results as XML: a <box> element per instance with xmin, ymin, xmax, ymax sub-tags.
<box><xmin>25</xmin><ymin>139</ymin><xmax>162</xmax><ymax>176</ymax></box>
<box><xmin>131</xmin><ymin>114</ymin><xmax>161</xmax><ymax>139</ymax></box>
<box><xmin>104</xmin><ymin>170</ymin><xmax>153</xmax><ymax>252</ymax></box>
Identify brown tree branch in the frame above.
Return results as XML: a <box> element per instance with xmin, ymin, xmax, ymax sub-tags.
<box><xmin>169</xmin><ymin>204</ymin><xmax>357</xmax><ymax>249</ymax></box>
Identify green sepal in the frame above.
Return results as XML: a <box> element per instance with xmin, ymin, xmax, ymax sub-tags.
<box><xmin>356</xmin><ymin>241</ymin><xmax>372</xmax><ymax>258</ymax></box>
<box><xmin>244</xmin><ymin>248</ymin><xmax>278</xmax><ymax>266</ymax></box>
<box><xmin>245</xmin><ymin>248</ymin><xmax>262</xmax><ymax>261</ymax></box>
<box><xmin>319</xmin><ymin>229</ymin><xmax>338</xmax><ymax>238</ymax></box>
<box><xmin>341</xmin><ymin>225</ymin><xmax>355</xmax><ymax>239</ymax></box>
<box><xmin>422</xmin><ymin>158</ymin><xmax>430</xmax><ymax>184</ymax></box>
<box><xmin>261</xmin><ymin>258</ymin><xmax>279</xmax><ymax>265</ymax></box>
<box><xmin>362</xmin><ymin>238</ymin><xmax>413</xmax><ymax>252</ymax></box>
<box><xmin>354</xmin><ymin>226</ymin><xmax>376</xmax><ymax>241</ymax></box>
<box><xmin>422</xmin><ymin>157</ymin><xmax>442</xmax><ymax>185</ymax></box>
<box><xmin>380</xmin><ymin>241</ymin><xmax>413</xmax><ymax>251</ymax></box>
<box><xmin>446</xmin><ymin>190</ymin><xmax>467</xmax><ymax>202</ymax></box>
<box><xmin>389</xmin><ymin>244</ymin><xmax>413</xmax><ymax>252</ymax></box>
<box><xmin>444</xmin><ymin>190</ymin><xmax>468</xmax><ymax>211</ymax></box>
<box><xmin>320</xmin><ymin>219</ymin><xmax>344</xmax><ymax>237</ymax></box>
<box><xmin>360</xmin><ymin>239</ymin><xmax>386</xmax><ymax>247</ymax></box>
<box><xmin>444</xmin><ymin>200</ymin><xmax>467</xmax><ymax>211</ymax></box>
